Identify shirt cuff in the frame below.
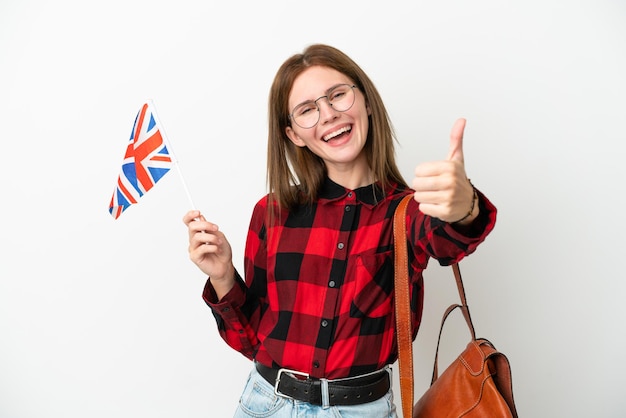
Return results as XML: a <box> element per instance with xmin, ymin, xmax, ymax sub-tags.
<box><xmin>202</xmin><ymin>269</ymin><xmax>247</xmax><ymax>316</ymax></box>
<box><xmin>446</xmin><ymin>188</ymin><xmax>496</xmax><ymax>239</ymax></box>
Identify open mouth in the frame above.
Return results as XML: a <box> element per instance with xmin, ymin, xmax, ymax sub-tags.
<box><xmin>322</xmin><ymin>125</ymin><xmax>352</xmax><ymax>142</ymax></box>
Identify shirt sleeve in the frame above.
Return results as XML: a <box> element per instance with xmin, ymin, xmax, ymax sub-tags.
<box><xmin>409</xmin><ymin>188</ymin><xmax>497</xmax><ymax>266</ymax></box>
<box><xmin>202</xmin><ymin>270</ymin><xmax>258</xmax><ymax>359</ymax></box>
<box><xmin>201</xmin><ymin>197</ymin><xmax>269</xmax><ymax>360</ymax></box>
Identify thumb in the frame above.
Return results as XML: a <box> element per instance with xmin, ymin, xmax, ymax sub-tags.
<box><xmin>446</xmin><ymin>118</ymin><xmax>466</xmax><ymax>163</ymax></box>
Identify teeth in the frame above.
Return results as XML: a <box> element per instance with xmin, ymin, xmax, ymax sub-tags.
<box><xmin>323</xmin><ymin>126</ymin><xmax>351</xmax><ymax>142</ymax></box>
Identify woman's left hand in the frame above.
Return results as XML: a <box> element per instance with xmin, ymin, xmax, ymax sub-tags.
<box><xmin>412</xmin><ymin>118</ymin><xmax>478</xmax><ymax>225</ymax></box>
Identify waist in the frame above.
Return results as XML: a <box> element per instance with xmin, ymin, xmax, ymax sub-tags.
<box><xmin>255</xmin><ymin>362</ymin><xmax>391</xmax><ymax>407</ymax></box>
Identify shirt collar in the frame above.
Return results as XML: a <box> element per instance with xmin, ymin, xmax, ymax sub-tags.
<box><xmin>318</xmin><ymin>176</ymin><xmax>388</xmax><ymax>207</ymax></box>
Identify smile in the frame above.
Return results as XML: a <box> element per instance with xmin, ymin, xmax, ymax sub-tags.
<box><xmin>323</xmin><ymin>125</ymin><xmax>352</xmax><ymax>142</ymax></box>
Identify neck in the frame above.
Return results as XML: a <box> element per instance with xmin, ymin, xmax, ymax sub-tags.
<box><xmin>327</xmin><ymin>166</ymin><xmax>374</xmax><ymax>190</ymax></box>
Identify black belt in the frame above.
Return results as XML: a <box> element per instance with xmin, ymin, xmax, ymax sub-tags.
<box><xmin>255</xmin><ymin>362</ymin><xmax>390</xmax><ymax>406</ymax></box>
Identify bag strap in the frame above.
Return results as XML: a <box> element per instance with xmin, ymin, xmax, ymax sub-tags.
<box><xmin>430</xmin><ymin>264</ymin><xmax>477</xmax><ymax>383</ymax></box>
<box><xmin>393</xmin><ymin>195</ymin><xmax>477</xmax><ymax>414</ymax></box>
<box><xmin>394</xmin><ymin>195</ymin><xmax>518</xmax><ymax>418</ymax></box>
<box><xmin>393</xmin><ymin>194</ymin><xmax>414</xmax><ymax>418</ymax></box>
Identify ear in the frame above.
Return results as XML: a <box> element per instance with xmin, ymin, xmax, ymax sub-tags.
<box><xmin>285</xmin><ymin>125</ymin><xmax>307</xmax><ymax>148</ymax></box>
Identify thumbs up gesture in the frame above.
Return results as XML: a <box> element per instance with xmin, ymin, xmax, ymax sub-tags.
<box><xmin>412</xmin><ymin>118</ymin><xmax>478</xmax><ymax>225</ymax></box>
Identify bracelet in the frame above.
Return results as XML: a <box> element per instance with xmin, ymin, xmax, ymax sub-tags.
<box><xmin>452</xmin><ymin>180</ymin><xmax>477</xmax><ymax>224</ymax></box>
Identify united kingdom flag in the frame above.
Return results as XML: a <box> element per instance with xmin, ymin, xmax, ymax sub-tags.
<box><xmin>109</xmin><ymin>101</ymin><xmax>173</xmax><ymax>219</ymax></box>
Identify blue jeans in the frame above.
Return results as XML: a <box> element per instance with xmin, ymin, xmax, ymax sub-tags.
<box><xmin>233</xmin><ymin>366</ymin><xmax>398</xmax><ymax>417</ymax></box>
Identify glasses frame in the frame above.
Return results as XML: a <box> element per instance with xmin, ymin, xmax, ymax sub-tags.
<box><xmin>288</xmin><ymin>84</ymin><xmax>358</xmax><ymax>129</ymax></box>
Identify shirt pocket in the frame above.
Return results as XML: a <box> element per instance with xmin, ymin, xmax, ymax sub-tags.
<box><xmin>347</xmin><ymin>250</ymin><xmax>394</xmax><ymax>318</ymax></box>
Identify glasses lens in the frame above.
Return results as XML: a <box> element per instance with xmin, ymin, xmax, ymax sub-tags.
<box><xmin>290</xmin><ymin>84</ymin><xmax>356</xmax><ymax>129</ymax></box>
<box><xmin>328</xmin><ymin>84</ymin><xmax>355</xmax><ymax>112</ymax></box>
<box><xmin>292</xmin><ymin>102</ymin><xmax>319</xmax><ymax>129</ymax></box>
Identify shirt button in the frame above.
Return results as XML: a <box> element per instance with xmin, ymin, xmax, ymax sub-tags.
<box><xmin>348</xmin><ymin>192</ymin><xmax>353</xmax><ymax>197</ymax></box>
<box><xmin>321</xmin><ymin>320</ymin><xmax>328</xmax><ymax>327</ymax></box>
<box><xmin>313</xmin><ymin>361</ymin><xmax>320</xmax><ymax>368</ymax></box>
<box><xmin>329</xmin><ymin>280</ymin><xmax>336</xmax><ymax>288</ymax></box>
<box><xmin>345</xmin><ymin>206</ymin><xmax>351</xmax><ymax>212</ymax></box>
<box><xmin>337</xmin><ymin>243</ymin><xmax>344</xmax><ymax>250</ymax></box>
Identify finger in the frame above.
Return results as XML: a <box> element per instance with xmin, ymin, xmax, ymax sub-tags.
<box><xmin>446</xmin><ymin>118</ymin><xmax>466</xmax><ymax>163</ymax></box>
<box><xmin>183</xmin><ymin>210</ymin><xmax>201</xmax><ymax>225</ymax></box>
<box><xmin>413</xmin><ymin>162</ymin><xmax>457</xmax><ymax>191</ymax></box>
<box><xmin>412</xmin><ymin>174</ymin><xmax>440</xmax><ymax>192</ymax></box>
<box><xmin>415</xmin><ymin>202</ymin><xmax>446</xmax><ymax>220</ymax></box>
<box><xmin>190</xmin><ymin>228</ymin><xmax>222</xmax><ymax>249</ymax></box>
<box><xmin>413</xmin><ymin>190</ymin><xmax>449</xmax><ymax>205</ymax></box>
<box><xmin>188</xmin><ymin>220</ymin><xmax>217</xmax><ymax>242</ymax></box>
<box><xmin>198</xmin><ymin>231</ymin><xmax>221</xmax><ymax>246</ymax></box>
<box><xmin>414</xmin><ymin>161</ymin><xmax>441</xmax><ymax>178</ymax></box>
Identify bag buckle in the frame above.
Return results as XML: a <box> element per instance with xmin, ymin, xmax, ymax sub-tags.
<box><xmin>274</xmin><ymin>368</ymin><xmax>310</xmax><ymax>399</ymax></box>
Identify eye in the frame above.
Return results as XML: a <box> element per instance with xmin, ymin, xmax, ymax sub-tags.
<box><xmin>329</xmin><ymin>85</ymin><xmax>349</xmax><ymax>101</ymax></box>
<box><xmin>294</xmin><ymin>102</ymin><xmax>317</xmax><ymax>117</ymax></box>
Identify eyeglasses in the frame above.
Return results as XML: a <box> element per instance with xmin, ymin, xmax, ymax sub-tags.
<box><xmin>288</xmin><ymin>84</ymin><xmax>357</xmax><ymax>129</ymax></box>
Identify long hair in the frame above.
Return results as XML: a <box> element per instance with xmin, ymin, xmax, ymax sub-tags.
<box><xmin>267</xmin><ymin>44</ymin><xmax>407</xmax><ymax>212</ymax></box>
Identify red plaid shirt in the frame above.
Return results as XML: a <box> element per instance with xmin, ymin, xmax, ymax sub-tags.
<box><xmin>203</xmin><ymin>178</ymin><xmax>496</xmax><ymax>379</ymax></box>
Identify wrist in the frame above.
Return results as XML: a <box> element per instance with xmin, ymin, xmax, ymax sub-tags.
<box><xmin>452</xmin><ymin>180</ymin><xmax>478</xmax><ymax>225</ymax></box>
<box><xmin>210</xmin><ymin>267</ymin><xmax>236</xmax><ymax>300</ymax></box>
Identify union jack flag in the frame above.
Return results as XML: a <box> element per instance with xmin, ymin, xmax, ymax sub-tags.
<box><xmin>109</xmin><ymin>101</ymin><xmax>173</xmax><ymax>219</ymax></box>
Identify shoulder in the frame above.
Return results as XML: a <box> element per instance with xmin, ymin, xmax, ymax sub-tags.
<box><xmin>250</xmin><ymin>193</ymin><xmax>295</xmax><ymax>225</ymax></box>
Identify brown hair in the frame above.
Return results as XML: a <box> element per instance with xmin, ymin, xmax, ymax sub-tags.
<box><xmin>267</xmin><ymin>44</ymin><xmax>407</xmax><ymax>211</ymax></box>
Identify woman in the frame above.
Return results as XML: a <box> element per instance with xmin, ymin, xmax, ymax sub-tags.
<box><xmin>183</xmin><ymin>43</ymin><xmax>496</xmax><ymax>417</ymax></box>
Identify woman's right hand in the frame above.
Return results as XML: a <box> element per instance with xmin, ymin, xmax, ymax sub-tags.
<box><xmin>183</xmin><ymin>210</ymin><xmax>235</xmax><ymax>295</ymax></box>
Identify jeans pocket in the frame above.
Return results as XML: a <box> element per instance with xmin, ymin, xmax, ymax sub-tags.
<box><xmin>332</xmin><ymin>388</ymin><xmax>397</xmax><ymax>418</ymax></box>
<box><xmin>236</xmin><ymin>369</ymin><xmax>288</xmax><ymax>417</ymax></box>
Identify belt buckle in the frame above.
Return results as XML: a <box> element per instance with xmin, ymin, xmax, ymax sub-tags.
<box><xmin>274</xmin><ymin>368</ymin><xmax>310</xmax><ymax>399</ymax></box>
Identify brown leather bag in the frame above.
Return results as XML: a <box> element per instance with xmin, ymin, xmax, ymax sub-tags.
<box><xmin>393</xmin><ymin>194</ymin><xmax>518</xmax><ymax>418</ymax></box>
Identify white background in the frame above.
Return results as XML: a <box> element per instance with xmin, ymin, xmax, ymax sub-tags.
<box><xmin>1</xmin><ymin>1</ymin><xmax>625</xmax><ymax>417</ymax></box>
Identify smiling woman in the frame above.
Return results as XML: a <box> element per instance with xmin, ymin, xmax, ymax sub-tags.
<box><xmin>285</xmin><ymin>67</ymin><xmax>373</xmax><ymax>189</ymax></box>
<box><xmin>182</xmin><ymin>43</ymin><xmax>496</xmax><ymax>417</ymax></box>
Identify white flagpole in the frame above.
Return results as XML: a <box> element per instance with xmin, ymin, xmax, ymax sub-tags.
<box><xmin>147</xmin><ymin>99</ymin><xmax>197</xmax><ymax>210</ymax></box>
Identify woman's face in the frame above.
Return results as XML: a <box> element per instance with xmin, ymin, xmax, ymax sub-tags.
<box><xmin>285</xmin><ymin>66</ymin><xmax>371</xmax><ymax>179</ymax></box>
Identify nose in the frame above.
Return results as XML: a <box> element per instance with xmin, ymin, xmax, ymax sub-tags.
<box><xmin>316</xmin><ymin>96</ymin><xmax>340</xmax><ymax>124</ymax></box>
